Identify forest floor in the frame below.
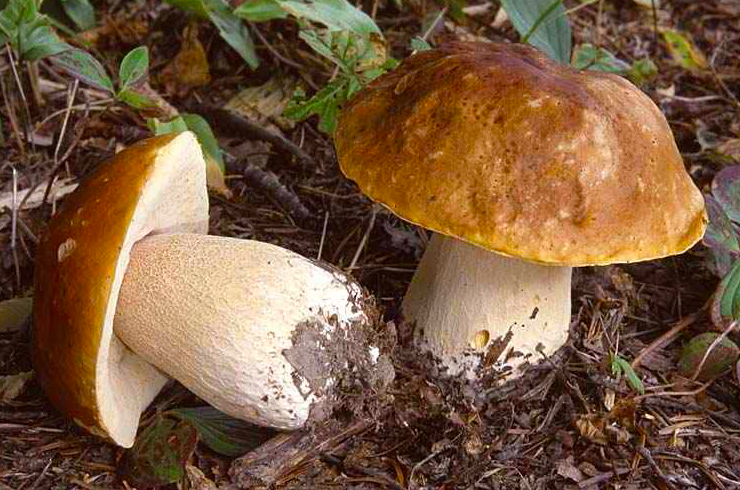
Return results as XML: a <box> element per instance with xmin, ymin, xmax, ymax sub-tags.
<box><xmin>2</xmin><ymin>0</ymin><xmax>740</xmax><ymax>488</ymax></box>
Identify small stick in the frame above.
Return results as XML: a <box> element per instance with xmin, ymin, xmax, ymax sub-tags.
<box><xmin>11</xmin><ymin>168</ymin><xmax>20</xmax><ymax>289</ymax></box>
<box><xmin>54</xmin><ymin>79</ymin><xmax>79</xmax><ymax>177</ymax></box>
<box><xmin>317</xmin><ymin>211</ymin><xmax>329</xmax><ymax>261</ymax></box>
<box><xmin>348</xmin><ymin>206</ymin><xmax>378</xmax><ymax>270</ymax></box>
<box><xmin>242</xmin><ymin>162</ymin><xmax>311</xmax><ymax>220</ymax></box>
<box><xmin>690</xmin><ymin>321</ymin><xmax>737</xmax><ymax>382</ymax></box>
<box><xmin>631</xmin><ymin>298</ymin><xmax>710</xmax><ymax>371</ymax></box>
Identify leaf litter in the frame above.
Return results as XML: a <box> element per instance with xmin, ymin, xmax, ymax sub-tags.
<box><xmin>1</xmin><ymin>0</ymin><xmax>740</xmax><ymax>488</ymax></box>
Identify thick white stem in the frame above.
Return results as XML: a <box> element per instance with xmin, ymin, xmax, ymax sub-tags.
<box><xmin>402</xmin><ymin>234</ymin><xmax>571</xmax><ymax>378</ymax></box>
<box><xmin>113</xmin><ymin>233</ymin><xmax>373</xmax><ymax>430</ymax></box>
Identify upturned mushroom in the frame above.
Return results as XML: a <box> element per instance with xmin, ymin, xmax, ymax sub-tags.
<box><xmin>32</xmin><ymin>132</ymin><xmax>387</xmax><ymax>447</ymax></box>
<box><xmin>334</xmin><ymin>42</ymin><xmax>707</xmax><ymax>377</ymax></box>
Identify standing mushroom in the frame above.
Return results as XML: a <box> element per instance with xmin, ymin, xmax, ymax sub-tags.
<box><xmin>334</xmin><ymin>42</ymin><xmax>707</xmax><ymax>377</ymax></box>
<box><xmin>33</xmin><ymin>132</ymin><xmax>387</xmax><ymax>447</ymax></box>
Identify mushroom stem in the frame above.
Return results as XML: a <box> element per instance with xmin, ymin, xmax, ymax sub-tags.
<box><xmin>402</xmin><ymin>234</ymin><xmax>572</xmax><ymax>378</ymax></box>
<box><xmin>113</xmin><ymin>233</ymin><xmax>379</xmax><ymax>430</ymax></box>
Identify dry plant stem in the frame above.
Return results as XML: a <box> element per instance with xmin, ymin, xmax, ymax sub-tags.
<box><xmin>690</xmin><ymin>320</ymin><xmax>736</xmax><ymax>382</ymax></box>
<box><xmin>630</xmin><ymin>298</ymin><xmax>709</xmax><ymax>371</ymax></box>
<box><xmin>402</xmin><ymin>234</ymin><xmax>572</xmax><ymax>377</ymax></box>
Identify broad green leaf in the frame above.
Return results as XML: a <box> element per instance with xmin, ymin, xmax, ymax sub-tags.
<box><xmin>168</xmin><ymin>406</ymin><xmax>274</xmax><ymax>457</ymax></box>
<box><xmin>52</xmin><ymin>48</ymin><xmax>114</xmax><ymax>92</ymax></box>
<box><xmin>625</xmin><ymin>58</ymin><xmax>657</xmax><ymax>86</ymax></box>
<box><xmin>233</xmin><ymin>0</ymin><xmax>287</xmax><ymax>21</ymax></box>
<box><xmin>500</xmin><ymin>0</ymin><xmax>571</xmax><ymax>63</ymax></box>
<box><xmin>182</xmin><ymin>113</ymin><xmax>223</xmax><ymax>172</ymax></box>
<box><xmin>60</xmin><ymin>0</ymin><xmax>95</xmax><ymax>31</ymax></box>
<box><xmin>679</xmin><ymin>332</ymin><xmax>739</xmax><ymax>381</ymax></box>
<box><xmin>719</xmin><ymin>260</ymin><xmax>740</xmax><ymax>320</ymax></box>
<box><xmin>162</xmin><ymin>0</ymin><xmax>209</xmax><ymax>17</ymax></box>
<box><xmin>610</xmin><ymin>355</ymin><xmax>645</xmax><ymax>395</ymax></box>
<box><xmin>571</xmin><ymin>44</ymin><xmax>629</xmax><ymax>73</ymax></box>
<box><xmin>712</xmin><ymin>165</ymin><xmax>740</xmax><ymax>223</ymax></box>
<box><xmin>0</xmin><ymin>297</ymin><xmax>32</xmax><ymax>333</ymax></box>
<box><xmin>410</xmin><ymin>37</ymin><xmax>431</xmax><ymax>52</ymax></box>
<box><xmin>118</xmin><ymin>46</ymin><xmax>149</xmax><ymax>91</ymax></box>
<box><xmin>662</xmin><ymin>29</ymin><xmax>707</xmax><ymax>71</ymax></box>
<box><xmin>18</xmin><ymin>23</ymin><xmax>68</xmax><ymax>60</ymax></box>
<box><xmin>182</xmin><ymin>113</ymin><xmax>231</xmax><ymax>197</ymax></box>
<box><xmin>704</xmin><ymin>194</ymin><xmax>739</xmax><ymax>261</ymax></box>
<box><xmin>285</xmin><ymin>80</ymin><xmax>347</xmax><ymax>133</ymax></box>
<box><xmin>148</xmin><ymin>116</ymin><xmax>189</xmax><ymax>136</ymax></box>
<box><xmin>201</xmin><ymin>0</ymin><xmax>259</xmax><ymax>69</ymax></box>
<box><xmin>116</xmin><ymin>88</ymin><xmax>156</xmax><ymax>109</ymax></box>
<box><xmin>278</xmin><ymin>0</ymin><xmax>381</xmax><ymax>35</ymax></box>
<box><xmin>119</xmin><ymin>414</ymin><xmax>198</xmax><ymax>488</ymax></box>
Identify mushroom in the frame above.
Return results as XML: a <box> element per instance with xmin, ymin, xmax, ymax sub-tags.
<box><xmin>32</xmin><ymin>132</ymin><xmax>385</xmax><ymax>447</ymax></box>
<box><xmin>334</xmin><ymin>42</ymin><xmax>707</xmax><ymax>378</ymax></box>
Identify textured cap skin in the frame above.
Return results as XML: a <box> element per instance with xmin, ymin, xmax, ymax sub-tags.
<box><xmin>32</xmin><ymin>133</ymin><xmax>208</xmax><ymax>446</ymax></box>
<box><xmin>335</xmin><ymin>42</ymin><xmax>707</xmax><ymax>265</ymax></box>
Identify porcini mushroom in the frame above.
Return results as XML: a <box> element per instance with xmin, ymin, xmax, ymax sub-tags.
<box><xmin>33</xmin><ymin>132</ymin><xmax>383</xmax><ymax>447</ymax></box>
<box><xmin>334</xmin><ymin>42</ymin><xmax>707</xmax><ymax>377</ymax></box>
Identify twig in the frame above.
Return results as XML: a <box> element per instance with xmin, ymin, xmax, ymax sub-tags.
<box><xmin>242</xmin><ymin>162</ymin><xmax>311</xmax><ymax>220</ymax></box>
<box><xmin>691</xmin><ymin>321</ymin><xmax>737</xmax><ymax>382</ymax></box>
<box><xmin>636</xmin><ymin>446</ymin><xmax>677</xmax><ymax>490</ymax></box>
<box><xmin>631</xmin><ymin>299</ymin><xmax>709</xmax><ymax>371</ymax></box>
<box><xmin>53</xmin><ymin>79</ymin><xmax>79</xmax><ymax>177</ymax></box>
<box><xmin>317</xmin><ymin>211</ymin><xmax>329</xmax><ymax>260</ymax></box>
<box><xmin>319</xmin><ymin>453</ymin><xmax>404</xmax><ymax>490</ymax></box>
<box><xmin>11</xmin><ymin>167</ymin><xmax>20</xmax><ymax>289</ymax></box>
<box><xmin>6</xmin><ymin>44</ymin><xmax>34</xmax><ymax>154</ymax></box>
<box><xmin>189</xmin><ymin>105</ymin><xmax>316</xmax><ymax>166</ymax></box>
<box><xmin>26</xmin><ymin>458</ymin><xmax>53</xmax><ymax>490</ymax></box>
<box><xmin>0</xmin><ymin>56</ymin><xmax>24</xmax><ymax>155</ymax></box>
<box><xmin>348</xmin><ymin>205</ymin><xmax>378</xmax><ymax>270</ymax></box>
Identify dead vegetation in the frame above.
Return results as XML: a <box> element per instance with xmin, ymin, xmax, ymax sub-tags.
<box><xmin>2</xmin><ymin>0</ymin><xmax>740</xmax><ymax>488</ymax></box>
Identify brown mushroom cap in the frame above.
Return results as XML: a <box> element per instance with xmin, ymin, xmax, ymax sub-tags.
<box><xmin>32</xmin><ymin>132</ymin><xmax>208</xmax><ymax>447</ymax></box>
<box><xmin>335</xmin><ymin>42</ymin><xmax>707</xmax><ymax>266</ymax></box>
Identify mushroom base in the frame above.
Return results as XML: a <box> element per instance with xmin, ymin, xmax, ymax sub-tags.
<box><xmin>402</xmin><ymin>234</ymin><xmax>572</xmax><ymax>378</ymax></box>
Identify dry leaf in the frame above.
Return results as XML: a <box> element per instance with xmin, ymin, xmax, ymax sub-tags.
<box><xmin>0</xmin><ymin>298</ymin><xmax>33</xmax><ymax>333</ymax></box>
<box><xmin>224</xmin><ymin>76</ymin><xmax>298</xmax><ymax>132</ymax></box>
<box><xmin>717</xmin><ymin>139</ymin><xmax>740</xmax><ymax>163</ymax></box>
<box><xmin>556</xmin><ymin>456</ymin><xmax>585</xmax><ymax>483</ymax></box>
<box><xmin>662</xmin><ymin>29</ymin><xmax>708</xmax><ymax>71</ymax></box>
<box><xmin>159</xmin><ymin>22</ymin><xmax>211</xmax><ymax>96</ymax></box>
<box><xmin>0</xmin><ymin>372</ymin><xmax>34</xmax><ymax>402</ymax></box>
<box><xmin>185</xmin><ymin>465</ymin><xmax>219</xmax><ymax>490</ymax></box>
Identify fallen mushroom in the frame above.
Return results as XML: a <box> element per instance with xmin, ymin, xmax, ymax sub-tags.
<box><xmin>334</xmin><ymin>42</ymin><xmax>707</xmax><ymax>378</ymax></box>
<box><xmin>32</xmin><ymin>132</ymin><xmax>387</xmax><ymax>447</ymax></box>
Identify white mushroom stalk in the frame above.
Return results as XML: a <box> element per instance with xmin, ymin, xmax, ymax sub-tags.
<box><xmin>402</xmin><ymin>235</ymin><xmax>571</xmax><ymax>377</ymax></box>
<box><xmin>114</xmin><ymin>233</ymin><xmax>373</xmax><ymax>430</ymax></box>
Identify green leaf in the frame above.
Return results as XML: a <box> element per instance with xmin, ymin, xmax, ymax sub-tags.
<box><xmin>148</xmin><ymin>116</ymin><xmax>189</xmax><ymax>136</ymax></box>
<box><xmin>119</xmin><ymin>414</ymin><xmax>198</xmax><ymax>488</ymax></box>
<box><xmin>19</xmin><ymin>23</ymin><xmax>68</xmax><ymax>60</ymax></box>
<box><xmin>410</xmin><ymin>37</ymin><xmax>431</xmax><ymax>52</ymax></box>
<box><xmin>712</xmin><ymin>165</ymin><xmax>740</xmax><ymax>224</ymax></box>
<box><xmin>285</xmin><ymin>80</ymin><xmax>348</xmax><ymax>134</ymax></box>
<box><xmin>116</xmin><ymin>88</ymin><xmax>156</xmax><ymax>109</ymax></box>
<box><xmin>201</xmin><ymin>0</ymin><xmax>259</xmax><ymax>69</ymax></box>
<box><xmin>500</xmin><ymin>0</ymin><xmax>571</xmax><ymax>63</ymax></box>
<box><xmin>703</xmin><ymin>194</ymin><xmax>739</xmax><ymax>278</ymax></box>
<box><xmin>118</xmin><ymin>46</ymin><xmax>149</xmax><ymax>91</ymax></box>
<box><xmin>571</xmin><ymin>44</ymin><xmax>629</xmax><ymax>73</ymax></box>
<box><xmin>278</xmin><ymin>0</ymin><xmax>380</xmax><ymax>35</ymax></box>
<box><xmin>52</xmin><ymin>48</ymin><xmax>114</xmax><ymax>92</ymax></box>
<box><xmin>0</xmin><ymin>297</ymin><xmax>33</xmax><ymax>333</ymax></box>
<box><xmin>182</xmin><ymin>113</ymin><xmax>224</xmax><ymax>172</ymax></box>
<box><xmin>610</xmin><ymin>355</ymin><xmax>645</xmax><ymax>395</ymax></box>
<box><xmin>162</xmin><ymin>0</ymin><xmax>209</xmax><ymax>17</ymax></box>
<box><xmin>625</xmin><ymin>58</ymin><xmax>657</xmax><ymax>86</ymax></box>
<box><xmin>233</xmin><ymin>0</ymin><xmax>287</xmax><ymax>22</ymax></box>
<box><xmin>719</xmin><ymin>260</ymin><xmax>740</xmax><ymax>321</ymax></box>
<box><xmin>662</xmin><ymin>29</ymin><xmax>707</xmax><ymax>71</ymax></box>
<box><xmin>60</xmin><ymin>0</ymin><xmax>95</xmax><ymax>31</ymax></box>
<box><xmin>679</xmin><ymin>332</ymin><xmax>740</xmax><ymax>381</ymax></box>
<box><xmin>168</xmin><ymin>406</ymin><xmax>274</xmax><ymax>457</ymax></box>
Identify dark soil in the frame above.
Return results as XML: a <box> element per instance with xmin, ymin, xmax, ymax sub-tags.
<box><xmin>2</xmin><ymin>0</ymin><xmax>740</xmax><ymax>489</ymax></box>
